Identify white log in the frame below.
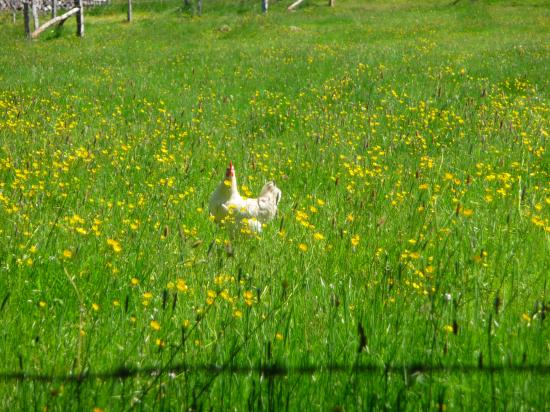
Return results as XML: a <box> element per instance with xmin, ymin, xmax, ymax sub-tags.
<box><xmin>287</xmin><ymin>0</ymin><xmax>305</xmax><ymax>11</ymax></box>
<box><xmin>31</xmin><ymin>7</ymin><xmax>79</xmax><ymax>38</ymax></box>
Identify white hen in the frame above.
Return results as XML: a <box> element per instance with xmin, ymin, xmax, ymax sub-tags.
<box><xmin>209</xmin><ymin>161</ymin><xmax>242</xmax><ymax>222</ymax></box>
<box><xmin>209</xmin><ymin>162</ymin><xmax>281</xmax><ymax>233</ymax></box>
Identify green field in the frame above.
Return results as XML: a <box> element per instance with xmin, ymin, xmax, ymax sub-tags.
<box><xmin>1</xmin><ymin>0</ymin><xmax>549</xmax><ymax>409</ymax></box>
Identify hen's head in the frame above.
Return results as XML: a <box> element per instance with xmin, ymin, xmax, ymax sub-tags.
<box><xmin>225</xmin><ymin>161</ymin><xmax>235</xmax><ymax>178</ymax></box>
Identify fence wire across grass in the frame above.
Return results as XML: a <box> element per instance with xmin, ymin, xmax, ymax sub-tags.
<box><xmin>2</xmin><ymin>362</ymin><xmax>550</xmax><ymax>383</ymax></box>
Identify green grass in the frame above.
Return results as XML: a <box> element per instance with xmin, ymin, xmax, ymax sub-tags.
<box><xmin>1</xmin><ymin>0</ymin><xmax>549</xmax><ymax>409</ymax></box>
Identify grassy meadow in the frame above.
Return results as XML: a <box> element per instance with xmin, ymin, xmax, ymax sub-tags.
<box><xmin>1</xmin><ymin>0</ymin><xmax>550</xmax><ymax>409</ymax></box>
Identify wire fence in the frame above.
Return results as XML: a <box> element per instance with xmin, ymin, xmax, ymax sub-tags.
<box><xmin>2</xmin><ymin>362</ymin><xmax>550</xmax><ymax>383</ymax></box>
<box><xmin>2</xmin><ymin>289</ymin><xmax>549</xmax><ymax>386</ymax></box>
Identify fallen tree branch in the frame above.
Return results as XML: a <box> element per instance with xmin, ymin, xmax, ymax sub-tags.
<box><xmin>31</xmin><ymin>7</ymin><xmax>79</xmax><ymax>38</ymax></box>
<box><xmin>287</xmin><ymin>0</ymin><xmax>305</xmax><ymax>11</ymax></box>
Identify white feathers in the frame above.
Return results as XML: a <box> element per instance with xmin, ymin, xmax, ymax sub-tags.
<box><xmin>209</xmin><ymin>163</ymin><xmax>281</xmax><ymax>234</ymax></box>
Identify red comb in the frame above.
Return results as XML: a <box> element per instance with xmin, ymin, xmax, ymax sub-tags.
<box><xmin>225</xmin><ymin>161</ymin><xmax>234</xmax><ymax>177</ymax></box>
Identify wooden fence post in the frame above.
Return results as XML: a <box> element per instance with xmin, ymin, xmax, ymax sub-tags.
<box><xmin>262</xmin><ymin>0</ymin><xmax>268</xmax><ymax>13</ymax></box>
<box><xmin>197</xmin><ymin>0</ymin><xmax>202</xmax><ymax>16</ymax></box>
<box><xmin>328</xmin><ymin>0</ymin><xmax>334</xmax><ymax>6</ymax></box>
<box><xmin>52</xmin><ymin>0</ymin><xmax>57</xmax><ymax>18</ymax></box>
<box><xmin>11</xmin><ymin>0</ymin><xmax>17</xmax><ymax>23</ymax></box>
<box><xmin>31</xmin><ymin>0</ymin><xmax>39</xmax><ymax>29</ymax></box>
<box><xmin>127</xmin><ymin>0</ymin><xmax>132</xmax><ymax>22</ymax></box>
<box><xmin>75</xmin><ymin>0</ymin><xmax>84</xmax><ymax>37</ymax></box>
<box><xmin>23</xmin><ymin>2</ymin><xmax>31</xmax><ymax>38</ymax></box>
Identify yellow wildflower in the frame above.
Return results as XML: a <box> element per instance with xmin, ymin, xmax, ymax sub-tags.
<box><xmin>107</xmin><ymin>238</ymin><xmax>122</xmax><ymax>253</ymax></box>
<box><xmin>176</xmin><ymin>279</ymin><xmax>188</xmax><ymax>292</ymax></box>
<box><xmin>313</xmin><ymin>232</ymin><xmax>325</xmax><ymax>241</ymax></box>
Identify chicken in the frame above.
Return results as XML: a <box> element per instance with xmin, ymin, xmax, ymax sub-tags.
<box><xmin>209</xmin><ymin>161</ymin><xmax>242</xmax><ymax>222</ymax></box>
<box><xmin>209</xmin><ymin>162</ymin><xmax>281</xmax><ymax>233</ymax></box>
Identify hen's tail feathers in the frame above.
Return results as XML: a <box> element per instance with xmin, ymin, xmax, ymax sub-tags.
<box><xmin>259</xmin><ymin>181</ymin><xmax>282</xmax><ymax>205</ymax></box>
